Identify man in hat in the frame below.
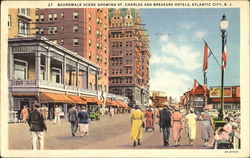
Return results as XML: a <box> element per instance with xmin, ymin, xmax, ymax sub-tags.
<box><xmin>159</xmin><ymin>104</ymin><xmax>172</xmax><ymax>146</ymax></box>
<box><xmin>68</xmin><ymin>104</ymin><xmax>78</xmax><ymax>136</ymax></box>
<box><xmin>28</xmin><ymin>104</ymin><xmax>47</xmax><ymax>150</ymax></box>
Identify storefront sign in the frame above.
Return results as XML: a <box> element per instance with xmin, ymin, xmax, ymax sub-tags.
<box><xmin>209</xmin><ymin>87</ymin><xmax>232</xmax><ymax>98</ymax></box>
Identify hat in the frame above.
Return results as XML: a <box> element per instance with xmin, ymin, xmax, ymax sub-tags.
<box><xmin>189</xmin><ymin>108</ymin><xmax>194</xmax><ymax>113</ymax></box>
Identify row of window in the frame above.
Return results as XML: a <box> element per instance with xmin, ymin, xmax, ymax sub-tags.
<box><xmin>110</xmin><ymin>77</ymin><xmax>133</xmax><ymax>84</ymax></box>
<box><xmin>110</xmin><ymin>22</ymin><xmax>134</xmax><ymax>28</ymax></box>
<box><xmin>111</xmin><ymin>41</ymin><xmax>133</xmax><ymax>48</ymax></box>
<box><xmin>111</xmin><ymin>68</ymin><xmax>132</xmax><ymax>74</ymax></box>
<box><xmin>109</xmin><ymin>32</ymin><xmax>133</xmax><ymax>38</ymax></box>
<box><xmin>110</xmin><ymin>58</ymin><xmax>122</xmax><ymax>66</ymax></box>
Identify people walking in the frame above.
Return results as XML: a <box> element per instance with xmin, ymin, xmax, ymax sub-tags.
<box><xmin>78</xmin><ymin>106</ymin><xmax>89</xmax><ymax>138</ymax></box>
<box><xmin>185</xmin><ymin>108</ymin><xmax>197</xmax><ymax>145</ymax></box>
<box><xmin>159</xmin><ymin>105</ymin><xmax>171</xmax><ymax>146</ymax></box>
<box><xmin>49</xmin><ymin>107</ymin><xmax>53</xmax><ymax>121</ymax></box>
<box><xmin>153</xmin><ymin>106</ymin><xmax>160</xmax><ymax>124</ymax></box>
<box><xmin>53</xmin><ymin>105</ymin><xmax>61</xmax><ymax>124</ymax></box>
<box><xmin>171</xmin><ymin>106</ymin><xmax>183</xmax><ymax>146</ymax></box>
<box><xmin>200</xmin><ymin>106</ymin><xmax>212</xmax><ymax>146</ymax></box>
<box><xmin>27</xmin><ymin>104</ymin><xmax>47</xmax><ymax>150</ymax></box>
<box><xmin>68</xmin><ymin>104</ymin><xmax>78</xmax><ymax>137</ymax></box>
<box><xmin>20</xmin><ymin>105</ymin><xmax>29</xmax><ymax>123</ymax></box>
<box><xmin>130</xmin><ymin>105</ymin><xmax>145</xmax><ymax>147</ymax></box>
<box><xmin>110</xmin><ymin>107</ymin><xmax>115</xmax><ymax>119</ymax></box>
<box><xmin>145</xmin><ymin>108</ymin><xmax>154</xmax><ymax>131</ymax></box>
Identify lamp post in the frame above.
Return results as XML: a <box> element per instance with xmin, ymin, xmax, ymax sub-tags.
<box><xmin>219</xmin><ymin>14</ymin><xmax>229</xmax><ymax>120</ymax></box>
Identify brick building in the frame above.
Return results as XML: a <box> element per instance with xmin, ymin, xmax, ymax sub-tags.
<box><xmin>108</xmin><ymin>8</ymin><xmax>150</xmax><ymax>107</ymax></box>
<box><xmin>35</xmin><ymin>8</ymin><xmax>109</xmax><ymax>94</ymax></box>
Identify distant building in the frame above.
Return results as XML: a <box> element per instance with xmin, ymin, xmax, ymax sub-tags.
<box><xmin>35</xmin><ymin>8</ymin><xmax>109</xmax><ymax>94</ymax></box>
<box><xmin>8</xmin><ymin>8</ymin><xmax>36</xmax><ymax>38</ymax></box>
<box><xmin>108</xmin><ymin>8</ymin><xmax>150</xmax><ymax>107</ymax></box>
<box><xmin>149</xmin><ymin>90</ymin><xmax>168</xmax><ymax>107</ymax></box>
<box><xmin>208</xmin><ymin>86</ymin><xmax>240</xmax><ymax>113</ymax></box>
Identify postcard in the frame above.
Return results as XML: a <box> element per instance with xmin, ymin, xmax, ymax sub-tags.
<box><xmin>1</xmin><ymin>0</ymin><xmax>249</xmax><ymax>157</ymax></box>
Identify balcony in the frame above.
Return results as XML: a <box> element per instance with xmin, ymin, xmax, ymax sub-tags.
<box><xmin>10</xmin><ymin>79</ymin><xmax>98</xmax><ymax>96</ymax></box>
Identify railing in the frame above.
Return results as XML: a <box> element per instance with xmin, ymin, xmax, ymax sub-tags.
<box><xmin>233</xmin><ymin>132</ymin><xmax>241</xmax><ymax>149</ymax></box>
<box><xmin>11</xmin><ymin>80</ymin><xmax>38</xmax><ymax>87</ymax></box>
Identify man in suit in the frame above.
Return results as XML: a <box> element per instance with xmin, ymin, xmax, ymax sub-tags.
<box><xmin>28</xmin><ymin>103</ymin><xmax>47</xmax><ymax>150</ymax></box>
<box><xmin>159</xmin><ymin>104</ymin><xmax>172</xmax><ymax>146</ymax></box>
<box><xmin>68</xmin><ymin>104</ymin><xmax>78</xmax><ymax>136</ymax></box>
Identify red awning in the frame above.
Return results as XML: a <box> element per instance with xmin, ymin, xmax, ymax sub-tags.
<box><xmin>40</xmin><ymin>93</ymin><xmax>75</xmax><ymax>103</ymax></box>
<box><xmin>68</xmin><ymin>95</ymin><xmax>87</xmax><ymax>104</ymax></box>
<box><xmin>106</xmin><ymin>99</ymin><xmax>117</xmax><ymax>107</ymax></box>
<box><xmin>81</xmin><ymin>96</ymin><xmax>103</xmax><ymax>105</ymax></box>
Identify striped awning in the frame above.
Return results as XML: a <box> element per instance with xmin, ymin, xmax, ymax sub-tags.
<box><xmin>68</xmin><ymin>95</ymin><xmax>87</xmax><ymax>104</ymax></box>
<box><xmin>40</xmin><ymin>93</ymin><xmax>75</xmax><ymax>103</ymax></box>
<box><xmin>81</xmin><ymin>96</ymin><xmax>103</xmax><ymax>105</ymax></box>
<box><xmin>106</xmin><ymin>99</ymin><xmax>117</xmax><ymax>107</ymax></box>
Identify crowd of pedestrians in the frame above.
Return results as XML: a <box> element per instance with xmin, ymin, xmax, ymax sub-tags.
<box><xmin>129</xmin><ymin>104</ymin><xmax>240</xmax><ymax>148</ymax></box>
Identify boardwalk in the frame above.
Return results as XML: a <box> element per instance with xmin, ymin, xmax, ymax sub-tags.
<box><xmin>9</xmin><ymin>113</ymin><xmax>213</xmax><ymax>150</ymax></box>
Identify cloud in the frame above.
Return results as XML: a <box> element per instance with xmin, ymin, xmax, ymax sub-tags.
<box><xmin>149</xmin><ymin>69</ymin><xmax>192</xmax><ymax>100</ymax></box>
<box><xmin>180</xmin><ymin>22</ymin><xmax>195</xmax><ymax>30</ymax></box>
<box><xmin>150</xmin><ymin>42</ymin><xmax>201</xmax><ymax>71</ymax></box>
<box><xmin>195</xmin><ymin>30</ymin><xmax>206</xmax><ymax>39</ymax></box>
<box><xmin>159</xmin><ymin>33</ymin><xmax>170</xmax><ymax>42</ymax></box>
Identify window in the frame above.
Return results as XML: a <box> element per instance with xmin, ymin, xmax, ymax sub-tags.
<box><xmin>52</xmin><ymin>68</ymin><xmax>61</xmax><ymax>83</ymax></box>
<box><xmin>88</xmin><ymin>40</ymin><xmax>91</xmax><ymax>46</ymax></box>
<box><xmin>100</xmin><ymin>55</ymin><xmax>102</xmax><ymax>62</ymax></box>
<box><xmin>104</xmin><ymin>47</ymin><xmax>107</xmax><ymax>54</ymax></box>
<box><xmin>48</xmin><ymin>13</ymin><xmax>53</xmax><ymax>21</ymax></box>
<box><xmin>48</xmin><ymin>27</ymin><xmax>53</xmax><ymax>34</ymax></box>
<box><xmin>73</xmin><ymin>25</ymin><xmax>79</xmax><ymax>32</ymax></box>
<box><xmin>18</xmin><ymin>20</ymin><xmax>29</xmax><ymax>36</ymax></box>
<box><xmin>104</xmin><ymin>36</ymin><xmax>107</xmax><ymax>42</ymax></box>
<box><xmin>96</xmin><ymin>30</ymin><xmax>100</xmax><ymax>37</ymax></box>
<box><xmin>40</xmin><ymin>65</ymin><xmax>45</xmax><ymax>80</ymax></box>
<box><xmin>35</xmin><ymin>15</ymin><xmax>39</xmax><ymax>22</ymax></box>
<box><xmin>88</xmin><ymin>13</ymin><xmax>91</xmax><ymax>20</ymax></box>
<box><xmin>104</xmin><ymin>58</ymin><xmax>107</xmax><ymax>65</ymax></box>
<box><xmin>104</xmin><ymin>24</ymin><xmax>107</xmax><ymax>30</ymax></box>
<box><xmin>61</xmin><ymin>12</ymin><xmax>64</xmax><ymax>19</ymax></box>
<box><xmin>53</xmin><ymin>27</ymin><xmax>58</xmax><ymax>34</ymax></box>
<box><xmin>40</xmin><ymin>28</ymin><xmax>44</xmax><ymax>35</ymax></box>
<box><xmin>61</xmin><ymin>26</ymin><xmax>64</xmax><ymax>31</ymax></box>
<box><xmin>36</xmin><ymin>28</ymin><xmax>39</xmax><ymax>35</ymax></box>
<box><xmin>96</xmin><ymin>17</ymin><xmax>100</xmax><ymax>24</ymax></box>
<box><xmin>53</xmin><ymin>13</ymin><xmax>57</xmax><ymax>20</ymax></box>
<box><xmin>97</xmin><ymin>55</ymin><xmax>99</xmax><ymax>62</ymax></box>
<box><xmin>40</xmin><ymin>14</ymin><xmax>44</xmax><ymax>21</ymax></box>
<box><xmin>88</xmin><ymin>52</ymin><xmax>91</xmax><ymax>59</ymax></box>
<box><xmin>61</xmin><ymin>39</ymin><xmax>64</xmax><ymax>44</ymax></box>
<box><xmin>14</xmin><ymin>59</ymin><xmax>28</xmax><ymax>80</ymax></box>
<box><xmin>73</xmin><ymin>11</ymin><xmax>79</xmax><ymax>19</ymax></box>
<box><xmin>73</xmin><ymin>38</ymin><xmax>79</xmax><ymax>46</ymax></box>
<box><xmin>8</xmin><ymin>15</ymin><xmax>11</xmax><ymax>27</ymax></box>
<box><xmin>18</xmin><ymin>8</ymin><xmax>30</xmax><ymax>16</ymax></box>
<box><xmin>104</xmin><ymin>12</ymin><xmax>107</xmax><ymax>19</ymax></box>
<box><xmin>100</xmin><ymin>19</ymin><xmax>103</xmax><ymax>25</ymax></box>
<box><xmin>88</xmin><ymin>26</ymin><xmax>91</xmax><ymax>33</ymax></box>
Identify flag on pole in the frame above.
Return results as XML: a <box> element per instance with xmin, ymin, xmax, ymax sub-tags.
<box><xmin>192</xmin><ymin>79</ymin><xmax>198</xmax><ymax>95</ymax></box>
<box><xmin>203</xmin><ymin>42</ymin><xmax>212</xmax><ymax>72</ymax></box>
<box><xmin>222</xmin><ymin>43</ymin><xmax>227</xmax><ymax>70</ymax></box>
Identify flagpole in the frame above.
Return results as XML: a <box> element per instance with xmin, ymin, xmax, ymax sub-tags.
<box><xmin>204</xmin><ymin>71</ymin><xmax>207</xmax><ymax>107</ymax></box>
<box><xmin>219</xmin><ymin>14</ymin><xmax>228</xmax><ymax>121</ymax></box>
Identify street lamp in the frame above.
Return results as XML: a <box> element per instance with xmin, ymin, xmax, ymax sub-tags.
<box><xmin>219</xmin><ymin>14</ymin><xmax>229</xmax><ymax>120</ymax></box>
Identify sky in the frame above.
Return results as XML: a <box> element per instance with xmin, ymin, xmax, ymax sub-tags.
<box><xmin>139</xmin><ymin>8</ymin><xmax>240</xmax><ymax>100</ymax></box>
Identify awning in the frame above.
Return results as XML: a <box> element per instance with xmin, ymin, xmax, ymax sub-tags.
<box><xmin>40</xmin><ymin>93</ymin><xmax>75</xmax><ymax>103</ymax></box>
<box><xmin>68</xmin><ymin>95</ymin><xmax>87</xmax><ymax>104</ymax></box>
<box><xmin>81</xmin><ymin>96</ymin><xmax>103</xmax><ymax>105</ymax></box>
<box><xmin>106</xmin><ymin>99</ymin><xmax>117</xmax><ymax>107</ymax></box>
<box><xmin>12</xmin><ymin>93</ymin><xmax>37</xmax><ymax>96</ymax></box>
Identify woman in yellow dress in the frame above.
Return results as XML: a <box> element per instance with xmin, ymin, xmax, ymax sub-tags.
<box><xmin>130</xmin><ymin>105</ymin><xmax>145</xmax><ymax>147</ymax></box>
